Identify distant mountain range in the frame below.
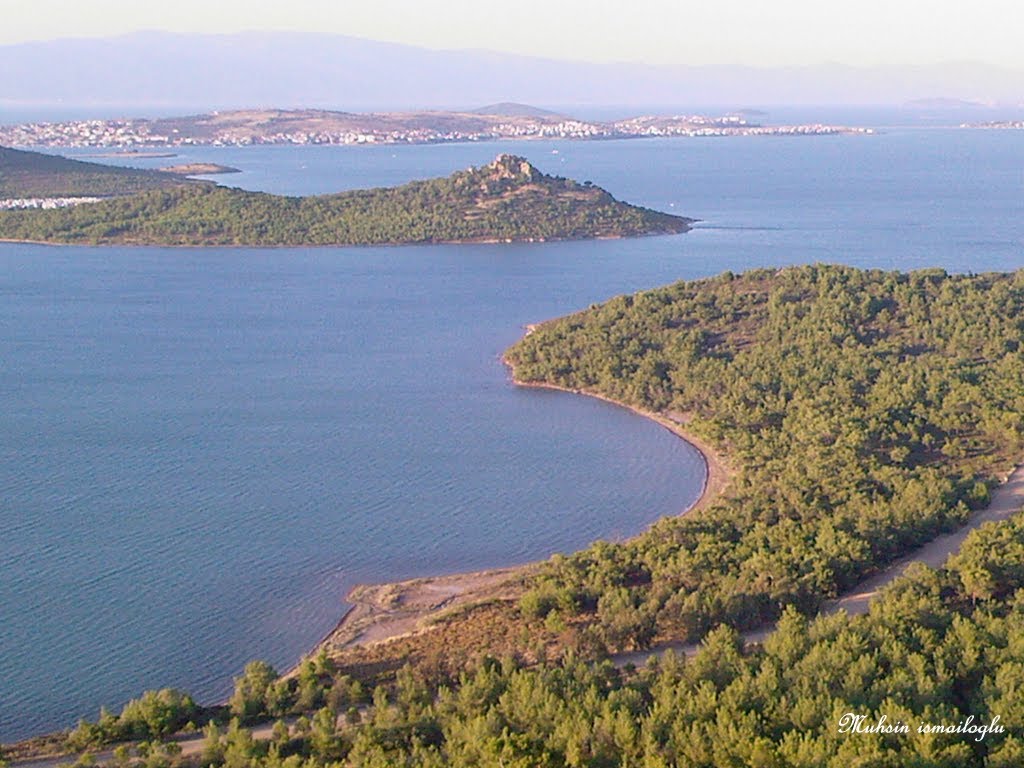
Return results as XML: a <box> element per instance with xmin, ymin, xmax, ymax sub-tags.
<box><xmin>1</xmin><ymin>31</ymin><xmax>1022</xmax><ymax>111</ymax></box>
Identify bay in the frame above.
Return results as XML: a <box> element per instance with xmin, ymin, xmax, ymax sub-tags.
<box><xmin>2</xmin><ymin>125</ymin><xmax>1022</xmax><ymax>741</ymax></box>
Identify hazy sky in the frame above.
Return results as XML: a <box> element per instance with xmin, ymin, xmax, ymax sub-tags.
<box><xmin>5</xmin><ymin>0</ymin><xmax>1023</xmax><ymax>69</ymax></box>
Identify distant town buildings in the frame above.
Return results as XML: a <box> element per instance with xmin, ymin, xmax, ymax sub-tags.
<box><xmin>0</xmin><ymin>111</ymin><xmax>873</xmax><ymax>149</ymax></box>
<box><xmin>960</xmin><ymin>120</ymin><xmax>1024</xmax><ymax>130</ymax></box>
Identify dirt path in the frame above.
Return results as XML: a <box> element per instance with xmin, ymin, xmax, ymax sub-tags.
<box><xmin>825</xmin><ymin>464</ymin><xmax>1024</xmax><ymax>617</ymax></box>
<box><xmin>614</xmin><ymin>462</ymin><xmax>1024</xmax><ymax>667</ymax></box>
<box><xmin>10</xmin><ymin>720</ymin><xmax>288</xmax><ymax>768</ymax></box>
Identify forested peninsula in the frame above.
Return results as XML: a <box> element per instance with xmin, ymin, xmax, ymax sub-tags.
<box><xmin>505</xmin><ymin>265</ymin><xmax>1024</xmax><ymax>638</ymax></box>
<box><xmin>0</xmin><ymin>146</ymin><xmax>190</xmax><ymax>198</ymax></box>
<box><xmin>0</xmin><ymin>151</ymin><xmax>692</xmax><ymax>245</ymax></box>
<box><xmin>11</xmin><ymin>264</ymin><xmax>1024</xmax><ymax>767</ymax></box>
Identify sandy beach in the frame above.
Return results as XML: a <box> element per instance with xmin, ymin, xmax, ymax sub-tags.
<box><xmin>311</xmin><ymin>327</ymin><xmax>1024</xmax><ymax>669</ymax></box>
<box><xmin>304</xmin><ymin>334</ymin><xmax>732</xmax><ymax>663</ymax></box>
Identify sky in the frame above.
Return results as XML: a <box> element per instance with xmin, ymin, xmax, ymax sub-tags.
<box><xmin>4</xmin><ymin>0</ymin><xmax>1024</xmax><ymax>69</ymax></box>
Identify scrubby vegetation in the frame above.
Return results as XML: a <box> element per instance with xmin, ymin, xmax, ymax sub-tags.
<box><xmin>0</xmin><ymin>154</ymin><xmax>691</xmax><ymax>245</ymax></box>
<box><xmin>48</xmin><ymin>513</ymin><xmax>1024</xmax><ymax>767</ymax></box>
<box><xmin>67</xmin><ymin>690</ymin><xmax>197</xmax><ymax>750</ymax></box>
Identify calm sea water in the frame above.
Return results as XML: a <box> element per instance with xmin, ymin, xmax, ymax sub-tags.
<box><xmin>2</xmin><ymin>127</ymin><xmax>1023</xmax><ymax>741</ymax></box>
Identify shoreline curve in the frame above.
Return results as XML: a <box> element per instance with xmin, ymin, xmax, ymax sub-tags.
<box><xmin>310</xmin><ymin>332</ymin><xmax>1024</xmax><ymax>670</ymax></box>
<box><xmin>503</xmin><ymin>374</ymin><xmax>732</xmax><ymax>518</ymax></box>
<box><xmin>296</xmin><ymin>336</ymin><xmax>731</xmax><ymax>664</ymax></box>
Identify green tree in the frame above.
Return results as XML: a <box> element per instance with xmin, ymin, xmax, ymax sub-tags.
<box><xmin>200</xmin><ymin>720</ymin><xmax>225</xmax><ymax>767</ymax></box>
<box><xmin>229</xmin><ymin>661</ymin><xmax>279</xmax><ymax>721</ymax></box>
<box><xmin>119</xmin><ymin>689</ymin><xmax>196</xmax><ymax>739</ymax></box>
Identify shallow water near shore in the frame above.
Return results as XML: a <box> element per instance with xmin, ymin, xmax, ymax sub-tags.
<box><xmin>3</xmin><ymin>125</ymin><xmax>1024</xmax><ymax>741</ymax></box>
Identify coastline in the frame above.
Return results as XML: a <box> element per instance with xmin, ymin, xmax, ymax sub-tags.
<box><xmin>8</xmin><ymin>330</ymin><xmax>718</xmax><ymax>752</ymax></box>
<box><xmin>301</xmin><ymin>328</ymin><xmax>731</xmax><ymax>662</ymax></box>
<box><xmin>300</xmin><ymin>566</ymin><xmax>535</xmax><ymax>660</ymax></box>
<box><xmin>14</xmin><ymin>313</ymin><xmax>1024</xmax><ymax>749</ymax></box>
<box><xmin>0</xmin><ymin>229</ymin><xmax>690</xmax><ymax>250</ymax></box>
<box><xmin>316</xmin><ymin>323</ymin><xmax>1024</xmax><ymax>671</ymax></box>
<box><xmin>502</xmin><ymin>372</ymin><xmax>731</xmax><ymax>517</ymax></box>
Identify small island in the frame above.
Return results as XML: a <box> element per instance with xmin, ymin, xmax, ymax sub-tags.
<box><xmin>0</xmin><ymin>151</ymin><xmax>693</xmax><ymax>246</ymax></box>
<box><xmin>159</xmin><ymin>163</ymin><xmax>241</xmax><ymax>176</ymax></box>
<box><xmin>85</xmin><ymin>151</ymin><xmax>179</xmax><ymax>159</ymax></box>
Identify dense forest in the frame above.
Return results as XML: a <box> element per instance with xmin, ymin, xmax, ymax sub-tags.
<box><xmin>11</xmin><ymin>265</ymin><xmax>1024</xmax><ymax>766</ymax></box>
<box><xmin>506</xmin><ymin>265</ymin><xmax>1024</xmax><ymax>648</ymax></box>
<box><xmin>0</xmin><ymin>154</ymin><xmax>692</xmax><ymax>245</ymax></box>
<box><xmin>0</xmin><ymin>146</ymin><xmax>191</xmax><ymax>198</ymax></box>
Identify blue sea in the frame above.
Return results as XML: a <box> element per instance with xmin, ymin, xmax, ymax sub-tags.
<box><xmin>2</xmin><ymin>124</ymin><xmax>1023</xmax><ymax>741</ymax></box>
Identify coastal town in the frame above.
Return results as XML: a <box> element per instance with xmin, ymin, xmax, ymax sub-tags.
<box><xmin>0</xmin><ymin>108</ymin><xmax>873</xmax><ymax>148</ymax></box>
<box><xmin>960</xmin><ymin>119</ymin><xmax>1024</xmax><ymax>129</ymax></box>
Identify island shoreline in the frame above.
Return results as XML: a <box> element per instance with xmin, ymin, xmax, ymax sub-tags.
<box><xmin>0</xmin><ymin>229</ymin><xmax>692</xmax><ymax>250</ymax></box>
<box><xmin>0</xmin><ymin>150</ymin><xmax>694</xmax><ymax>246</ymax></box>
